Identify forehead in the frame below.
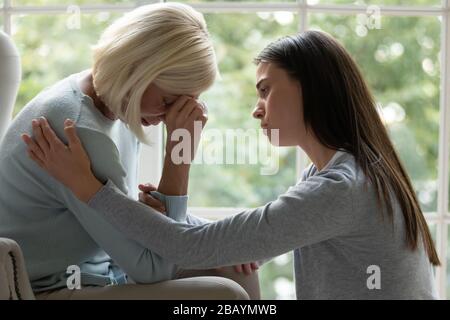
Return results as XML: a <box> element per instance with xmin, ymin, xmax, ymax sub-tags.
<box><xmin>256</xmin><ymin>62</ymin><xmax>281</xmax><ymax>82</ymax></box>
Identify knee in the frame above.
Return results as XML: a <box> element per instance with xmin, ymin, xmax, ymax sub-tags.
<box><xmin>211</xmin><ymin>268</ymin><xmax>261</xmax><ymax>300</ymax></box>
<box><xmin>206</xmin><ymin>277</ymin><xmax>250</xmax><ymax>300</ymax></box>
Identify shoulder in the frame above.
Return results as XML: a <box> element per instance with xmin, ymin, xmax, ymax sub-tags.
<box><xmin>290</xmin><ymin>152</ymin><xmax>359</xmax><ymax>207</ymax></box>
<box><xmin>268</xmin><ymin>157</ymin><xmax>356</xmax><ymax>227</ymax></box>
<box><xmin>299</xmin><ymin>152</ymin><xmax>358</xmax><ymax>189</ymax></box>
<box><xmin>1</xmin><ymin>74</ymin><xmax>83</xmax><ymax>155</ymax></box>
<box><xmin>33</xmin><ymin>74</ymin><xmax>83</xmax><ymax>125</ymax></box>
<box><xmin>293</xmin><ymin>168</ymin><xmax>355</xmax><ymax>201</ymax></box>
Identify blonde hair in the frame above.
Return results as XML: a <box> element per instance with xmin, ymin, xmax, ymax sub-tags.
<box><xmin>92</xmin><ymin>2</ymin><xmax>218</xmax><ymax>142</ymax></box>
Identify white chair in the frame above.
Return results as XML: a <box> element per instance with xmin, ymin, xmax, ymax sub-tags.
<box><xmin>0</xmin><ymin>30</ymin><xmax>21</xmax><ymax>142</ymax></box>
<box><xmin>0</xmin><ymin>31</ymin><xmax>35</xmax><ymax>300</ymax></box>
<box><xmin>0</xmin><ymin>238</ymin><xmax>35</xmax><ymax>300</ymax></box>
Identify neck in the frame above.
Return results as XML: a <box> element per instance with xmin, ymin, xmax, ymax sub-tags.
<box><xmin>300</xmin><ymin>136</ymin><xmax>337</xmax><ymax>171</ymax></box>
<box><xmin>79</xmin><ymin>71</ymin><xmax>117</xmax><ymax>121</ymax></box>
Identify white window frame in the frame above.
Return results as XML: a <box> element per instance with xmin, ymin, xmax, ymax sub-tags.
<box><xmin>2</xmin><ymin>0</ymin><xmax>449</xmax><ymax>298</ymax></box>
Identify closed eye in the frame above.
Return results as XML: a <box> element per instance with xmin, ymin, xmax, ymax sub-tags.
<box><xmin>258</xmin><ymin>87</ymin><xmax>268</xmax><ymax>97</ymax></box>
<box><xmin>163</xmin><ymin>99</ymin><xmax>173</xmax><ymax>107</ymax></box>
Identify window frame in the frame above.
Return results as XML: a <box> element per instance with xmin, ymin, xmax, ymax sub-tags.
<box><xmin>2</xmin><ymin>0</ymin><xmax>449</xmax><ymax>299</ymax></box>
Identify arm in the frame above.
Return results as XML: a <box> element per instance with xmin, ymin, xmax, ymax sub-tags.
<box><xmin>86</xmin><ymin>170</ymin><xmax>356</xmax><ymax>270</ymax></box>
<box><xmin>156</xmin><ymin>96</ymin><xmax>207</xmax><ymax>196</ymax></box>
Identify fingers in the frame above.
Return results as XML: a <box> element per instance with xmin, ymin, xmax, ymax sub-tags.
<box><xmin>139</xmin><ymin>192</ymin><xmax>166</xmax><ymax>214</ymax></box>
<box><xmin>178</xmin><ymin>99</ymin><xmax>200</xmax><ymax>120</ymax></box>
<box><xmin>242</xmin><ymin>263</ymin><xmax>253</xmax><ymax>276</ymax></box>
<box><xmin>32</xmin><ymin>119</ymin><xmax>50</xmax><ymax>154</ymax></box>
<box><xmin>63</xmin><ymin>119</ymin><xmax>82</xmax><ymax>149</ymax></box>
<box><xmin>40</xmin><ymin>117</ymin><xmax>66</xmax><ymax>151</ymax></box>
<box><xmin>21</xmin><ymin>133</ymin><xmax>45</xmax><ymax>162</ymax></box>
<box><xmin>22</xmin><ymin>118</ymin><xmax>80</xmax><ymax>167</ymax></box>
<box><xmin>138</xmin><ymin>183</ymin><xmax>158</xmax><ymax>193</ymax></box>
<box><xmin>186</xmin><ymin>106</ymin><xmax>204</xmax><ymax>123</ymax></box>
<box><xmin>168</xmin><ymin>96</ymin><xmax>191</xmax><ymax>114</ymax></box>
<box><xmin>199</xmin><ymin>101</ymin><xmax>208</xmax><ymax>116</ymax></box>
<box><xmin>26</xmin><ymin>146</ymin><xmax>45</xmax><ymax>168</ymax></box>
<box><xmin>233</xmin><ymin>263</ymin><xmax>259</xmax><ymax>275</ymax></box>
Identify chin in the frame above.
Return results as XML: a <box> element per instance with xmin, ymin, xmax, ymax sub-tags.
<box><xmin>265</xmin><ymin>137</ymin><xmax>281</xmax><ymax>147</ymax></box>
<box><xmin>263</xmin><ymin>130</ymin><xmax>284</xmax><ymax>147</ymax></box>
<box><xmin>268</xmin><ymin>135</ymin><xmax>298</xmax><ymax>147</ymax></box>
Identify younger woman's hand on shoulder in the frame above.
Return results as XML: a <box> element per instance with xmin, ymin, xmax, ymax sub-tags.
<box><xmin>21</xmin><ymin>117</ymin><xmax>102</xmax><ymax>202</ymax></box>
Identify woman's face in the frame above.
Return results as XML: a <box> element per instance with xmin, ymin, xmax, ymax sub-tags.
<box><xmin>140</xmin><ymin>83</ymin><xmax>199</xmax><ymax>127</ymax></box>
<box><xmin>253</xmin><ymin>62</ymin><xmax>306</xmax><ymax>147</ymax></box>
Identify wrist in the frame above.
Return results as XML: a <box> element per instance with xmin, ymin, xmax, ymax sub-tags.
<box><xmin>158</xmin><ymin>160</ymin><xmax>190</xmax><ymax>196</ymax></box>
<box><xmin>73</xmin><ymin>174</ymin><xmax>104</xmax><ymax>203</ymax></box>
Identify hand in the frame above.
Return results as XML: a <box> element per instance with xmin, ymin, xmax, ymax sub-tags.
<box><xmin>164</xmin><ymin>96</ymin><xmax>208</xmax><ymax>162</ymax></box>
<box><xmin>21</xmin><ymin>117</ymin><xmax>102</xmax><ymax>202</ymax></box>
<box><xmin>138</xmin><ymin>183</ymin><xmax>166</xmax><ymax>214</ymax></box>
<box><xmin>232</xmin><ymin>262</ymin><xmax>259</xmax><ymax>276</ymax></box>
<box><xmin>157</xmin><ymin>97</ymin><xmax>208</xmax><ymax>196</ymax></box>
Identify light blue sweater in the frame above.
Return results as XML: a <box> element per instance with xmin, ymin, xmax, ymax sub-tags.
<box><xmin>87</xmin><ymin>151</ymin><xmax>439</xmax><ymax>299</ymax></box>
<box><xmin>0</xmin><ymin>71</ymin><xmax>194</xmax><ymax>292</ymax></box>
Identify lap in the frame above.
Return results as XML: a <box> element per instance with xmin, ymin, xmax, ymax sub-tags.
<box><xmin>35</xmin><ymin>266</ymin><xmax>260</xmax><ymax>300</ymax></box>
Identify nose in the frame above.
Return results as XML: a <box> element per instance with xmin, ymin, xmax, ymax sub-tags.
<box><xmin>252</xmin><ymin>103</ymin><xmax>265</xmax><ymax>120</ymax></box>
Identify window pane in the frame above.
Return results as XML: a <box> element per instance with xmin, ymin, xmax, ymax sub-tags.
<box><xmin>188</xmin><ymin>12</ymin><xmax>299</xmax><ymax>208</ymax></box>
<box><xmin>429</xmin><ymin>222</ymin><xmax>437</xmax><ymax>244</ymax></box>
<box><xmin>260</xmin><ymin>253</ymin><xmax>295</xmax><ymax>299</ymax></box>
<box><xmin>428</xmin><ymin>222</ymin><xmax>439</xmax><ymax>287</ymax></box>
<box><xmin>309</xmin><ymin>14</ymin><xmax>441</xmax><ymax>214</ymax></box>
<box><xmin>11</xmin><ymin>12</ymin><xmax>120</xmax><ymax>116</ymax></box>
<box><xmin>307</xmin><ymin>0</ymin><xmax>442</xmax><ymax>6</ymax></box>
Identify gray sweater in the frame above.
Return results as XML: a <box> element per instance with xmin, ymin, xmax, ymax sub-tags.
<box><xmin>88</xmin><ymin>150</ymin><xmax>438</xmax><ymax>299</ymax></box>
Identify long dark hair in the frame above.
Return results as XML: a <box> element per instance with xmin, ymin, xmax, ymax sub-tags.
<box><xmin>255</xmin><ymin>31</ymin><xmax>440</xmax><ymax>266</ymax></box>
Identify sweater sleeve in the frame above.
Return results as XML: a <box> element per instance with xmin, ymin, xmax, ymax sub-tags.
<box><xmin>149</xmin><ymin>191</ymin><xmax>211</xmax><ymax>226</ymax></box>
<box><xmin>87</xmin><ymin>169</ymin><xmax>357</xmax><ymax>270</ymax></box>
<box><xmin>51</xmin><ymin>127</ymin><xmax>180</xmax><ymax>283</ymax></box>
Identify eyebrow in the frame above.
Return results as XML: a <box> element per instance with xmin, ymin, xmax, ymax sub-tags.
<box><xmin>256</xmin><ymin>77</ymin><xmax>268</xmax><ymax>90</ymax></box>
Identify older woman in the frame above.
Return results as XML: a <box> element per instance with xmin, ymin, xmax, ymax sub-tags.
<box><xmin>0</xmin><ymin>2</ymin><xmax>259</xmax><ymax>300</ymax></box>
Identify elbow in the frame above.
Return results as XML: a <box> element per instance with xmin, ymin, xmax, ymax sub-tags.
<box><xmin>124</xmin><ymin>249</ymin><xmax>175</xmax><ymax>284</ymax></box>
